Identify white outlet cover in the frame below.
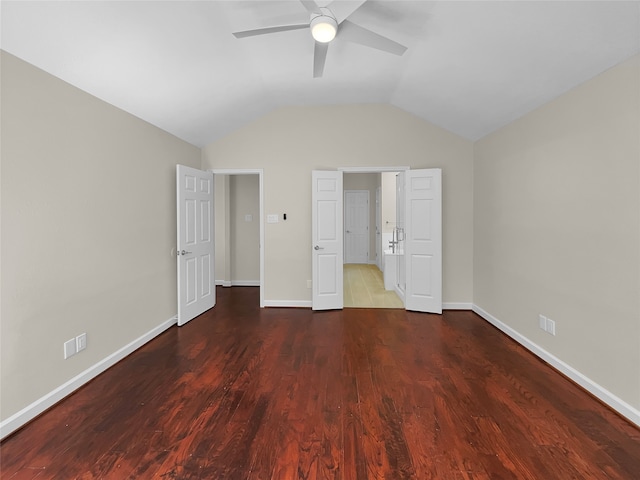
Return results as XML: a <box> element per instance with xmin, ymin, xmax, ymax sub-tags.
<box><xmin>64</xmin><ymin>338</ymin><xmax>76</xmax><ymax>359</ymax></box>
<box><xmin>267</xmin><ymin>214</ymin><xmax>279</xmax><ymax>223</ymax></box>
<box><xmin>546</xmin><ymin>318</ymin><xmax>556</xmax><ymax>336</ymax></box>
<box><xmin>245</xmin><ymin>214</ymin><xmax>253</xmax><ymax>222</ymax></box>
<box><xmin>538</xmin><ymin>314</ymin><xmax>547</xmax><ymax>330</ymax></box>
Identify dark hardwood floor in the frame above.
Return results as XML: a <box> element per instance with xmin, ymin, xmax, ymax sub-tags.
<box><xmin>2</xmin><ymin>287</ymin><xmax>639</xmax><ymax>479</ymax></box>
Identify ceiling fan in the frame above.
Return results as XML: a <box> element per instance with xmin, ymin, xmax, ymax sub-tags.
<box><xmin>232</xmin><ymin>0</ymin><xmax>407</xmax><ymax>78</ymax></box>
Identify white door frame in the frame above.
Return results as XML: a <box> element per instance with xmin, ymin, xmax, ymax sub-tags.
<box><xmin>339</xmin><ymin>167</ymin><xmax>410</xmax><ymax>174</ymax></box>
<box><xmin>210</xmin><ymin>168</ymin><xmax>265</xmax><ymax>308</ymax></box>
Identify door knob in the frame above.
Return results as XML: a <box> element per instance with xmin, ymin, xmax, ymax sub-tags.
<box><xmin>314</xmin><ymin>245</ymin><xmax>324</xmax><ymax>250</ymax></box>
<box><xmin>181</xmin><ymin>250</ymin><xmax>192</xmax><ymax>255</ymax></box>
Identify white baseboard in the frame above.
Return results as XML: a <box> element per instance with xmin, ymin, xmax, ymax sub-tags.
<box><xmin>230</xmin><ymin>280</ymin><xmax>260</xmax><ymax>287</ymax></box>
<box><xmin>263</xmin><ymin>300</ymin><xmax>313</xmax><ymax>308</ymax></box>
<box><xmin>0</xmin><ymin>315</ymin><xmax>178</xmax><ymax>440</ymax></box>
<box><xmin>261</xmin><ymin>301</ymin><xmax>473</xmax><ymax>310</ymax></box>
<box><xmin>216</xmin><ymin>280</ymin><xmax>260</xmax><ymax>287</ymax></box>
<box><xmin>472</xmin><ymin>304</ymin><xmax>640</xmax><ymax>427</ymax></box>
<box><xmin>443</xmin><ymin>302</ymin><xmax>472</xmax><ymax>310</ymax></box>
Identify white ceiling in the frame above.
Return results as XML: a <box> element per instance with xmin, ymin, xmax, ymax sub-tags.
<box><xmin>2</xmin><ymin>1</ymin><xmax>639</xmax><ymax>147</ymax></box>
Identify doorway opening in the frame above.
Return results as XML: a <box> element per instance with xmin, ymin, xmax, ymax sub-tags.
<box><xmin>313</xmin><ymin>167</ymin><xmax>441</xmax><ymax>313</ymax></box>
<box><xmin>211</xmin><ymin>169</ymin><xmax>264</xmax><ymax>308</ymax></box>
<box><xmin>342</xmin><ymin>170</ymin><xmax>404</xmax><ymax>309</ymax></box>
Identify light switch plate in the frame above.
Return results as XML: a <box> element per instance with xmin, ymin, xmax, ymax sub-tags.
<box><xmin>76</xmin><ymin>333</ymin><xmax>87</xmax><ymax>352</ymax></box>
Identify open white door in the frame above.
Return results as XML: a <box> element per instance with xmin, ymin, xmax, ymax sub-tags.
<box><xmin>177</xmin><ymin>165</ymin><xmax>215</xmax><ymax>326</ymax></box>
<box><xmin>404</xmin><ymin>168</ymin><xmax>442</xmax><ymax>313</ymax></box>
<box><xmin>312</xmin><ymin>170</ymin><xmax>343</xmax><ymax>310</ymax></box>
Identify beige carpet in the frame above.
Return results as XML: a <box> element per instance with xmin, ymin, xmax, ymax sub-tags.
<box><xmin>343</xmin><ymin>264</ymin><xmax>404</xmax><ymax>309</ymax></box>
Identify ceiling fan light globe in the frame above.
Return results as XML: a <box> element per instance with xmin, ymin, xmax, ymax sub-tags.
<box><xmin>310</xmin><ymin>16</ymin><xmax>337</xmax><ymax>43</ymax></box>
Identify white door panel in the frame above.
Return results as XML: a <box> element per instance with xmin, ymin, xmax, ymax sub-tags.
<box><xmin>410</xmin><ymin>254</ymin><xmax>433</xmax><ymax>296</ymax></box>
<box><xmin>318</xmin><ymin>253</ymin><xmax>338</xmax><ymax>294</ymax></box>
<box><xmin>405</xmin><ymin>169</ymin><xmax>442</xmax><ymax>313</ymax></box>
<box><xmin>312</xmin><ymin>171</ymin><xmax>343</xmax><ymax>310</ymax></box>
<box><xmin>177</xmin><ymin>165</ymin><xmax>215</xmax><ymax>326</ymax></box>
<box><xmin>318</xmin><ymin>200</ymin><xmax>338</xmax><ymax>240</ymax></box>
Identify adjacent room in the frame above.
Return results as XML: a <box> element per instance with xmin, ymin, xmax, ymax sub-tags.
<box><xmin>1</xmin><ymin>0</ymin><xmax>639</xmax><ymax>478</ymax></box>
<box><xmin>343</xmin><ymin>171</ymin><xmax>405</xmax><ymax>309</ymax></box>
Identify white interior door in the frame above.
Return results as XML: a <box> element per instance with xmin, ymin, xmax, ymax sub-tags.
<box><xmin>404</xmin><ymin>168</ymin><xmax>442</xmax><ymax>313</ymax></box>
<box><xmin>177</xmin><ymin>165</ymin><xmax>215</xmax><ymax>326</ymax></box>
<box><xmin>344</xmin><ymin>190</ymin><xmax>369</xmax><ymax>264</ymax></box>
<box><xmin>312</xmin><ymin>170</ymin><xmax>343</xmax><ymax>310</ymax></box>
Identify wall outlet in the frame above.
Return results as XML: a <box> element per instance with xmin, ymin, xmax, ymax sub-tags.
<box><xmin>267</xmin><ymin>214</ymin><xmax>279</xmax><ymax>223</ymax></box>
<box><xmin>539</xmin><ymin>314</ymin><xmax>547</xmax><ymax>331</ymax></box>
<box><xmin>76</xmin><ymin>333</ymin><xmax>87</xmax><ymax>352</ymax></box>
<box><xmin>539</xmin><ymin>314</ymin><xmax>556</xmax><ymax>335</ymax></box>
<box><xmin>64</xmin><ymin>338</ymin><xmax>77</xmax><ymax>359</ymax></box>
<box><xmin>546</xmin><ymin>318</ymin><xmax>556</xmax><ymax>336</ymax></box>
<box><xmin>307</xmin><ymin>280</ymin><xmax>312</xmax><ymax>289</ymax></box>
<box><xmin>245</xmin><ymin>214</ymin><xmax>253</xmax><ymax>222</ymax></box>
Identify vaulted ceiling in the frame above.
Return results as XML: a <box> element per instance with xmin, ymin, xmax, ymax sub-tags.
<box><xmin>2</xmin><ymin>1</ymin><xmax>639</xmax><ymax>147</ymax></box>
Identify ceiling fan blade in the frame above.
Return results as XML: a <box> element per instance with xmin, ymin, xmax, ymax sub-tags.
<box><xmin>338</xmin><ymin>20</ymin><xmax>407</xmax><ymax>56</ymax></box>
<box><xmin>233</xmin><ymin>24</ymin><xmax>308</xmax><ymax>39</ymax></box>
<box><xmin>313</xmin><ymin>42</ymin><xmax>329</xmax><ymax>78</ymax></box>
<box><xmin>299</xmin><ymin>0</ymin><xmax>321</xmax><ymax>14</ymax></box>
<box><xmin>327</xmin><ymin>0</ymin><xmax>367</xmax><ymax>24</ymax></box>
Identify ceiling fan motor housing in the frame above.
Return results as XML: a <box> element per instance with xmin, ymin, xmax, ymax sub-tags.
<box><xmin>310</xmin><ymin>7</ymin><xmax>338</xmax><ymax>43</ymax></box>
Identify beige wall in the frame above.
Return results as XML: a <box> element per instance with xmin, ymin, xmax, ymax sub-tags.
<box><xmin>202</xmin><ymin>104</ymin><xmax>475</xmax><ymax>304</ymax></box>
<box><xmin>0</xmin><ymin>52</ymin><xmax>201</xmax><ymax>422</ymax></box>
<box><xmin>474</xmin><ymin>55</ymin><xmax>640</xmax><ymax>409</ymax></box>
<box><xmin>344</xmin><ymin>173</ymin><xmax>379</xmax><ymax>264</ymax></box>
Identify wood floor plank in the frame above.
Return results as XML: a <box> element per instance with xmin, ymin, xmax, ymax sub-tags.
<box><xmin>343</xmin><ymin>264</ymin><xmax>403</xmax><ymax>309</ymax></box>
<box><xmin>1</xmin><ymin>286</ymin><xmax>639</xmax><ymax>479</ymax></box>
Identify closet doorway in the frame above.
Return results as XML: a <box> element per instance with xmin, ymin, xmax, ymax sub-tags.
<box><xmin>212</xmin><ymin>169</ymin><xmax>264</xmax><ymax>307</ymax></box>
